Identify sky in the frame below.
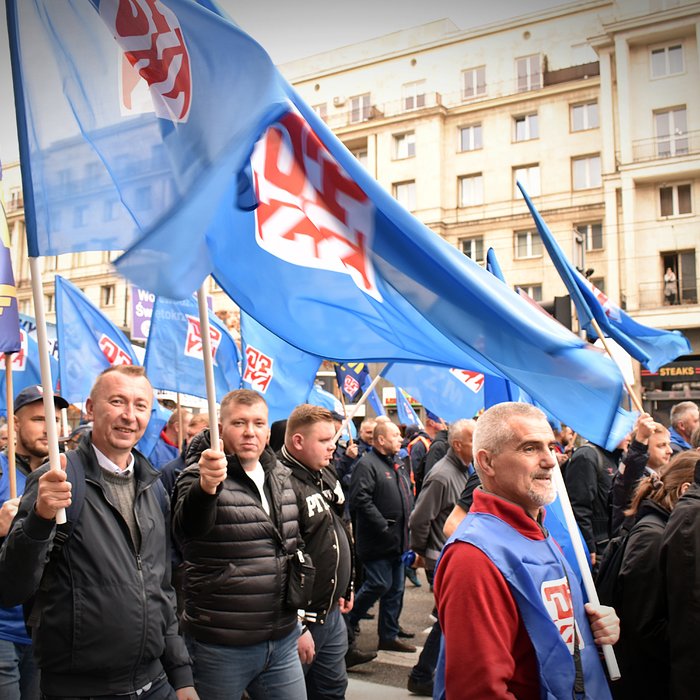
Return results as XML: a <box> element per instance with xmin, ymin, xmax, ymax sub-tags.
<box><xmin>0</xmin><ymin>0</ymin><xmax>566</xmax><ymax>163</ymax></box>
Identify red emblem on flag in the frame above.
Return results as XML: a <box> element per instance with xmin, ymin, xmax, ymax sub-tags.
<box><xmin>99</xmin><ymin>334</ymin><xmax>134</xmax><ymax>366</ymax></box>
<box><xmin>0</xmin><ymin>329</ymin><xmax>28</xmax><ymax>371</ymax></box>
<box><xmin>252</xmin><ymin>111</ymin><xmax>380</xmax><ymax>300</ymax></box>
<box><xmin>184</xmin><ymin>315</ymin><xmax>222</xmax><ymax>361</ymax></box>
<box><xmin>343</xmin><ymin>375</ymin><xmax>360</xmax><ymax>398</ymax></box>
<box><xmin>102</xmin><ymin>0</ymin><xmax>192</xmax><ymax>122</ymax></box>
<box><xmin>449</xmin><ymin>369</ymin><xmax>484</xmax><ymax>394</ymax></box>
<box><xmin>243</xmin><ymin>346</ymin><xmax>274</xmax><ymax>393</ymax></box>
<box><xmin>541</xmin><ymin>577</ymin><xmax>583</xmax><ymax>654</ymax></box>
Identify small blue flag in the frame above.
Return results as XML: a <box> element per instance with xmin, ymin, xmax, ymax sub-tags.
<box><xmin>144</xmin><ymin>295</ymin><xmax>241</xmax><ymax>402</ymax></box>
<box><xmin>334</xmin><ymin>363</ymin><xmax>371</xmax><ymax>404</ymax></box>
<box><xmin>240</xmin><ymin>311</ymin><xmax>321</xmax><ymax>423</ymax></box>
<box><xmin>395</xmin><ymin>387</ymin><xmax>422</xmax><ymax>428</ymax></box>
<box><xmin>361</xmin><ymin>372</ymin><xmax>386</xmax><ymax>417</ymax></box>
<box><xmin>55</xmin><ymin>276</ymin><xmax>140</xmax><ymax>404</ymax></box>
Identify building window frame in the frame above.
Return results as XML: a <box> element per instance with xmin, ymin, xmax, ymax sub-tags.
<box><xmin>393</xmin><ymin>180</ymin><xmax>416</xmax><ymax>212</ymax></box>
<box><xmin>654</xmin><ymin>106</ymin><xmax>688</xmax><ymax>157</ymax></box>
<box><xmin>459</xmin><ymin>123</ymin><xmax>482</xmax><ymax>152</ymax></box>
<box><xmin>101</xmin><ymin>284</ymin><xmax>116</xmax><ymax>308</ymax></box>
<box><xmin>514</xmin><ymin>230</ymin><xmax>543</xmax><ymax>259</ymax></box>
<box><xmin>462</xmin><ymin>66</ymin><xmax>486</xmax><ymax>100</ymax></box>
<box><xmin>520</xmin><ymin>284</ymin><xmax>543</xmax><ymax>302</ymax></box>
<box><xmin>349</xmin><ymin>93</ymin><xmax>371</xmax><ymax>123</ymax></box>
<box><xmin>393</xmin><ymin>131</ymin><xmax>416</xmax><ymax>160</ymax></box>
<box><xmin>515</xmin><ymin>54</ymin><xmax>542</xmax><ymax>92</ymax></box>
<box><xmin>650</xmin><ymin>43</ymin><xmax>684</xmax><ymax>79</ymax></box>
<box><xmin>572</xmin><ymin>154</ymin><xmax>601</xmax><ymax>190</ymax></box>
<box><xmin>402</xmin><ymin>81</ymin><xmax>426</xmax><ymax>111</ymax></box>
<box><xmin>460</xmin><ymin>236</ymin><xmax>485</xmax><ymax>264</ymax></box>
<box><xmin>458</xmin><ymin>173</ymin><xmax>484</xmax><ymax>207</ymax></box>
<box><xmin>659</xmin><ymin>183</ymin><xmax>692</xmax><ymax>217</ymax></box>
<box><xmin>570</xmin><ymin>101</ymin><xmax>599</xmax><ymax>132</ymax></box>
<box><xmin>513</xmin><ymin>164</ymin><xmax>541</xmax><ymax>198</ymax></box>
<box><xmin>514</xmin><ymin>113</ymin><xmax>539</xmax><ymax>142</ymax></box>
<box><xmin>575</xmin><ymin>222</ymin><xmax>604</xmax><ymax>252</ymax></box>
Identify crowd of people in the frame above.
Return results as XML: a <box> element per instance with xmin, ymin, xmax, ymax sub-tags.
<box><xmin>0</xmin><ymin>373</ymin><xmax>698</xmax><ymax>699</ymax></box>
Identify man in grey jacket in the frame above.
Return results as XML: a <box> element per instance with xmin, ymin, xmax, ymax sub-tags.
<box><xmin>407</xmin><ymin>419</ymin><xmax>475</xmax><ymax>695</ymax></box>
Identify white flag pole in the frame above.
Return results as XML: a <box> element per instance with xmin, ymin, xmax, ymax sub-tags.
<box><xmin>332</xmin><ymin>363</ymin><xmax>391</xmax><ymax>443</ymax></box>
<box><xmin>551</xmin><ymin>463</ymin><xmax>620</xmax><ymax>680</ymax></box>
<box><xmin>196</xmin><ymin>286</ymin><xmax>219</xmax><ymax>448</ymax></box>
<box><xmin>29</xmin><ymin>259</ymin><xmax>65</xmax><ymax>524</ymax></box>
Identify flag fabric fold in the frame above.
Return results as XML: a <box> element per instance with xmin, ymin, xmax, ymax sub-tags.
<box><xmin>55</xmin><ymin>276</ymin><xmax>140</xmax><ymax>404</ymax></box>
<box><xmin>518</xmin><ymin>182</ymin><xmax>690</xmax><ymax>372</ymax></box>
<box><xmin>240</xmin><ymin>311</ymin><xmax>321</xmax><ymax>423</ymax></box>
<box><xmin>144</xmin><ymin>295</ymin><xmax>241</xmax><ymax>402</ymax></box>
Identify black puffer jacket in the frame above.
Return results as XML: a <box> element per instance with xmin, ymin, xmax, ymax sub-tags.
<box><xmin>0</xmin><ymin>438</ymin><xmax>192</xmax><ymax>696</ymax></box>
<box><xmin>172</xmin><ymin>430</ymin><xmax>301</xmax><ymax>646</ymax></box>
<box><xmin>350</xmin><ymin>448</ymin><xmax>413</xmax><ymax>561</ymax></box>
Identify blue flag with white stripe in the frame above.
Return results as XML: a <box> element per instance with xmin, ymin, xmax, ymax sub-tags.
<box><xmin>395</xmin><ymin>387</ymin><xmax>422</xmax><ymax>427</ymax></box>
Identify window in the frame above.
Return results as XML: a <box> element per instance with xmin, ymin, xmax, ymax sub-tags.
<box><xmin>513</xmin><ymin>165</ymin><xmax>540</xmax><ymax>197</ymax></box>
<box><xmin>350</xmin><ymin>147</ymin><xmax>367</xmax><ymax>167</ymax></box>
<box><xmin>589</xmin><ymin>277</ymin><xmax>605</xmax><ymax>294</ymax></box>
<box><xmin>403</xmin><ymin>81</ymin><xmax>426</xmax><ymax>111</ymax></box>
<box><xmin>459</xmin><ymin>124</ymin><xmax>482</xmax><ymax>152</ymax></box>
<box><xmin>660</xmin><ymin>184</ymin><xmax>692</xmax><ymax>216</ymax></box>
<box><xmin>135</xmin><ymin>186</ymin><xmax>151</xmax><ymax>211</ymax></box>
<box><xmin>393</xmin><ymin>132</ymin><xmax>416</xmax><ymax>159</ymax></box>
<box><xmin>101</xmin><ymin>284</ymin><xmax>115</xmax><ymax>307</ymax></box>
<box><xmin>349</xmin><ymin>93</ymin><xmax>371</xmax><ymax>123</ymax></box>
<box><xmin>73</xmin><ymin>204</ymin><xmax>88</xmax><ymax>227</ymax></box>
<box><xmin>520</xmin><ymin>284</ymin><xmax>543</xmax><ymax>302</ymax></box>
<box><xmin>44</xmin><ymin>293</ymin><xmax>54</xmax><ymax>313</ymax></box>
<box><xmin>516</xmin><ymin>55</ymin><xmax>541</xmax><ymax>92</ymax></box>
<box><xmin>514</xmin><ymin>230</ymin><xmax>543</xmax><ymax>259</ymax></box>
<box><xmin>460</xmin><ymin>237</ymin><xmax>484</xmax><ymax>263</ymax></box>
<box><xmin>655</xmin><ymin>107</ymin><xmax>688</xmax><ymax>157</ymax></box>
<box><xmin>312</xmin><ymin>103</ymin><xmax>327</xmax><ymax>121</ymax></box>
<box><xmin>458</xmin><ymin>174</ymin><xmax>484</xmax><ymax>207</ymax></box>
<box><xmin>462</xmin><ymin>66</ymin><xmax>486</xmax><ymax>99</ymax></box>
<box><xmin>514</xmin><ymin>113</ymin><xmax>539</xmax><ymax>142</ymax></box>
<box><xmin>662</xmin><ymin>251</ymin><xmax>697</xmax><ymax>304</ymax></box>
<box><xmin>651</xmin><ymin>44</ymin><xmax>683</xmax><ymax>79</ymax></box>
<box><xmin>393</xmin><ymin>181</ymin><xmax>416</xmax><ymax>211</ymax></box>
<box><xmin>572</xmin><ymin>155</ymin><xmax>601</xmax><ymax>190</ymax></box>
<box><xmin>571</xmin><ymin>101</ymin><xmax>599</xmax><ymax>131</ymax></box>
<box><xmin>575</xmin><ymin>222</ymin><xmax>603</xmax><ymax>251</ymax></box>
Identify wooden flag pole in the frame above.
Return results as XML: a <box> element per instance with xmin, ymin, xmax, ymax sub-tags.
<box><xmin>589</xmin><ymin>317</ymin><xmax>644</xmax><ymax>413</ymax></box>
<box><xmin>5</xmin><ymin>355</ymin><xmax>16</xmax><ymax>500</ymax></box>
<box><xmin>196</xmin><ymin>286</ymin><xmax>219</xmax><ymax>449</ymax></box>
<box><xmin>176</xmin><ymin>392</ymin><xmax>185</xmax><ymax>453</ymax></box>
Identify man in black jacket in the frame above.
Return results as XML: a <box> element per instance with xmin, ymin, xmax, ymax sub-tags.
<box><xmin>172</xmin><ymin>389</ymin><xmax>305</xmax><ymax>700</ymax></box>
<box><xmin>279</xmin><ymin>404</ymin><xmax>373</xmax><ymax>699</ymax></box>
<box><xmin>0</xmin><ymin>366</ymin><xmax>196</xmax><ymax>699</ymax></box>
<box><xmin>347</xmin><ymin>420</ymin><xmax>415</xmax><ymax>652</ymax></box>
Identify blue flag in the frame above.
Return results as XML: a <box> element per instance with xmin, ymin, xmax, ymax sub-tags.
<box><xmin>9</xmin><ymin>1</ymin><xmax>635</xmax><ymax>450</ymax></box>
<box><xmin>518</xmin><ymin>183</ymin><xmax>690</xmax><ymax>372</ymax></box>
<box><xmin>240</xmin><ymin>311</ymin><xmax>321</xmax><ymax>423</ymax></box>
<box><xmin>0</xmin><ymin>329</ymin><xmax>59</xmax><ymax>416</ymax></box>
<box><xmin>144</xmin><ymin>295</ymin><xmax>241</xmax><ymax>402</ymax></box>
<box><xmin>0</xmin><ymin>204</ymin><xmax>20</xmax><ymax>354</ymax></box>
<box><xmin>334</xmin><ymin>363</ymin><xmax>371</xmax><ymax>403</ymax></box>
<box><xmin>362</xmin><ymin>372</ymin><xmax>386</xmax><ymax>418</ymax></box>
<box><xmin>306</xmin><ymin>383</ymin><xmax>356</xmax><ymax>440</ymax></box>
<box><xmin>386</xmin><ymin>363</ymin><xmax>484</xmax><ymax>424</ymax></box>
<box><xmin>136</xmin><ymin>397</ymin><xmax>172</xmax><ymax>459</ymax></box>
<box><xmin>55</xmin><ymin>276</ymin><xmax>140</xmax><ymax>404</ymax></box>
<box><xmin>395</xmin><ymin>387</ymin><xmax>422</xmax><ymax>428</ymax></box>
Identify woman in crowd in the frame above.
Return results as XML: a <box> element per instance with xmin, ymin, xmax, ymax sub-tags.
<box><xmin>613</xmin><ymin>450</ymin><xmax>697</xmax><ymax>699</ymax></box>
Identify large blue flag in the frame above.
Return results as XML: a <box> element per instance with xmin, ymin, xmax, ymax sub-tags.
<box><xmin>0</xmin><ymin>204</ymin><xmax>20</xmax><ymax>354</ymax></box>
<box><xmin>386</xmin><ymin>363</ymin><xmax>484</xmax><ymax>424</ymax></box>
<box><xmin>518</xmin><ymin>183</ymin><xmax>690</xmax><ymax>372</ymax></box>
<box><xmin>240</xmin><ymin>311</ymin><xmax>321</xmax><ymax>423</ymax></box>
<box><xmin>144</xmin><ymin>295</ymin><xmax>241</xmax><ymax>402</ymax></box>
<box><xmin>55</xmin><ymin>276</ymin><xmax>140</xmax><ymax>404</ymax></box>
<box><xmin>395</xmin><ymin>387</ymin><xmax>422</xmax><ymax>428</ymax></box>
<box><xmin>9</xmin><ymin>0</ymin><xmax>635</xmax><ymax>449</ymax></box>
<box><xmin>0</xmin><ymin>329</ymin><xmax>59</xmax><ymax>416</ymax></box>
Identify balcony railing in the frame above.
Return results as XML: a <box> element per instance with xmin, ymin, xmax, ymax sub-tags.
<box><xmin>638</xmin><ymin>278</ymin><xmax>699</xmax><ymax>309</ymax></box>
<box><xmin>631</xmin><ymin>130</ymin><xmax>700</xmax><ymax>163</ymax></box>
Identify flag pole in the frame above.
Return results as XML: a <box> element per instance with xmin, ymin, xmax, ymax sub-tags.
<box><xmin>333</xmin><ymin>363</ymin><xmax>392</xmax><ymax>443</ymax></box>
<box><xmin>196</xmin><ymin>286</ymin><xmax>219</xmax><ymax>449</ymax></box>
<box><xmin>176</xmin><ymin>392</ymin><xmax>184</xmax><ymax>453</ymax></box>
<box><xmin>5</xmin><ymin>355</ymin><xmax>16</xmax><ymax>500</ymax></box>
<box><xmin>552</xmin><ymin>463</ymin><xmax>621</xmax><ymax>680</ymax></box>
<box><xmin>29</xmin><ymin>259</ymin><xmax>65</xmax><ymax>524</ymax></box>
<box><xmin>589</xmin><ymin>318</ymin><xmax>643</xmax><ymax>413</ymax></box>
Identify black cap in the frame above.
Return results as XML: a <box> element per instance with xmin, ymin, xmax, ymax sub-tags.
<box><xmin>330</xmin><ymin>411</ymin><xmax>345</xmax><ymax>422</ymax></box>
<box><xmin>14</xmin><ymin>385</ymin><xmax>69</xmax><ymax>414</ymax></box>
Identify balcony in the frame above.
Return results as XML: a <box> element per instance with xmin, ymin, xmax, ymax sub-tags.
<box><xmin>631</xmin><ymin>130</ymin><xmax>700</xmax><ymax>163</ymax></box>
<box><xmin>638</xmin><ymin>278</ymin><xmax>699</xmax><ymax>309</ymax></box>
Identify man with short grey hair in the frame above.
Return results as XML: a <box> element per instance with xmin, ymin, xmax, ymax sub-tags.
<box><xmin>434</xmin><ymin>402</ymin><xmax>619</xmax><ymax>698</ymax></box>
<box><xmin>669</xmin><ymin>401</ymin><xmax>699</xmax><ymax>454</ymax></box>
<box><xmin>407</xmin><ymin>418</ymin><xmax>475</xmax><ymax>695</ymax></box>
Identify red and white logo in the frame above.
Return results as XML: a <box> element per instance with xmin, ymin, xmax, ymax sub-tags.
<box><xmin>541</xmin><ymin>577</ymin><xmax>584</xmax><ymax>654</ymax></box>
<box><xmin>580</xmin><ymin>276</ymin><xmax>621</xmax><ymax>322</ymax></box>
<box><xmin>243</xmin><ymin>346</ymin><xmax>273</xmax><ymax>393</ymax></box>
<box><xmin>101</xmin><ymin>0</ymin><xmax>192</xmax><ymax>122</ymax></box>
<box><xmin>99</xmin><ymin>334</ymin><xmax>134</xmax><ymax>366</ymax></box>
<box><xmin>184</xmin><ymin>315</ymin><xmax>221</xmax><ymax>361</ymax></box>
<box><xmin>449</xmin><ymin>369</ymin><xmax>484</xmax><ymax>394</ymax></box>
<box><xmin>343</xmin><ymin>375</ymin><xmax>360</xmax><ymax>398</ymax></box>
<box><xmin>252</xmin><ymin>111</ymin><xmax>380</xmax><ymax>301</ymax></box>
<box><xmin>0</xmin><ymin>329</ymin><xmax>28</xmax><ymax>372</ymax></box>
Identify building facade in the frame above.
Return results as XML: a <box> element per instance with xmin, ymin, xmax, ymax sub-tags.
<box><xmin>2</xmin><ymin>0</ymin><xmax>699</xmax><ymax>411</ymax></box>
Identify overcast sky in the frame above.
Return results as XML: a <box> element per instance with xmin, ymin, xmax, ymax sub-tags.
<box><xmin>0</xmin><ymin>0</ymin><xmax>566</xmax><ymax>163</ymax></box>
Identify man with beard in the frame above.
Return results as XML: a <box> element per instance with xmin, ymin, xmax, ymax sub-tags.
<box><xmin>0</xmin><ymin>386</ymin><xmax>69</xmax><ymax>700</ymax></box>
<box><xmin>434</xmin><ymin>403</ymin><xmax>619</xmax><ymax>699</ymax></box>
